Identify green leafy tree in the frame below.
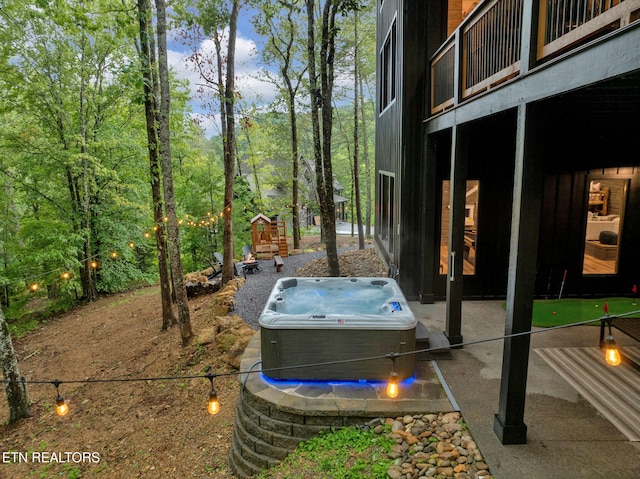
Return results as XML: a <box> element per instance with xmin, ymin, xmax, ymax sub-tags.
<box><xmin>0</xmin><ymin>0</ymin><xmax>145</xmax><ymax>301</ymax></box>
<box><xmin>173</xmin><ymin>0</ymin><xmax>243</xmax><ymax>285</ymax></box>
<box><xmin>155</xmin><ymin>0</ymin><xmax>194</xmax><ymax>345</ymax></box>
<box><xmin>305</xmin><ymin>0</ymin><xmax>362</xmax><ymax>275</ymax></box>
<box><xmin>175</xmin><ymin>141</ymin><xmax>225</xmax><ymax>271</ymax></box>
<box><xmin>136</xmin><ymin>0</ymin><xmax>176</xmax><ymax>330</ymax></box>
<box><xmin>252</xmin><ymin>0</ymin><xmax>308</xmax><ymax>249</ymax></box>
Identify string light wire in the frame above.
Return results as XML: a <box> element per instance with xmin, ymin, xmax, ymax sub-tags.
<box><xmin>1</xmin><ymin>205</ymin><xmax>292</xmax><ymax>289</ymax></box>
<box><xmin>5</xmin><ymin>308</ymin><xmax>638</xmax><ymax>390</ymax></box>
<box><xmin>0</xmin><ymin>211</ymin><xmax>225</xmax><ymax>288</ymax></box>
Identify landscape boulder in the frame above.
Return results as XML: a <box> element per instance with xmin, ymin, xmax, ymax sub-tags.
<box><xmin>213</xmin><ymin>313</ymin><xmax>255</xmax><ymax>369</ymax></box>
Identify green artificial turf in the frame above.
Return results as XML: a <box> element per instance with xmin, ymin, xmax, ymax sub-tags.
<box><xmin>531</xmin><ymin>297</ymin><xmax>640</xmax><ymax>328</ymax></box>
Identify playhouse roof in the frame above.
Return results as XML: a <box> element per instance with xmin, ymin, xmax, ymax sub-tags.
<box><xmin>251</xmin><ymin>213</ymin><xmax>271</xmax><ymax>224</ymax></box>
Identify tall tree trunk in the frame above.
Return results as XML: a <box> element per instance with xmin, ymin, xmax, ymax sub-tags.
<box><xmin>353</xmin><ymin>10</ymin><xmax>365</xmax><ymax>250</ymax></box>
<box><xmin>359</xmin><ymin>74</ymin><xmax>372</xmax><ymax>236</ymax></box>
<box><xmin>289</xmin><ymin>84</ymin><xmax>301</xmax><ymax>250</ymax></box>
<box><xmin>261</xmin><ymin>3</ymin><xmax>304</xmax><ymax>249</ymax></box>
<box><xmin>222</xmin><ymin>0</ymin><xmax>241</xmax><ymax>285</ymax></box>
<box><xmin>0</xmin><ymin>308</ymin><xmax>30</xmax><ymax>423</ymax></box>
<box><xmin>284</xmin><ymin>8</ymin><xmax>302</xmax><ymax>250</ymax></box>
<box><xmin>81</xmin><ymin>157</ymin><xmax>98</xmax><ymax>300</ymax></box>
<box><xmin>319</xmin><ymin>1</ymin><xmax>339</xmax><ymax>274</ymax></box>
<box><xmin>284</xmin><ymin>69</ymin><xmax>301</xmax><ymax>250</ymax></box>
<box><xmin>213</xmin><ymin>34</ymin><xmax>227</xmax><ymax>160</ymax></box>
<box><xmin>155</xmin><ymin>0</ymin><xmax>194</xmax><ymax>346</ymax></box>
<box><xmin>306</xmin><ymin>0</ymin><xmax>339</xmax><ymax>276</ymax></box>
<box><xmin>79</xmin><ymin>34</ymin><xmax>98</xmax><ymax>302</ymax></box>
<box><xmin>66</xmin><ymin>166</ymin><xmax>94</xmax><ymax>301</ymax></box>
<box><xmin>137</xmin><ymin>0</ymin><xmax>176</xmax><ymax>330</ymax></box>
<box><xmin>306</xmin><ymin>0</ymin><xmax>323</xmax><ymax>234</ymax></box>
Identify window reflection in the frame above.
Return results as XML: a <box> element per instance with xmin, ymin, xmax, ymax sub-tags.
<box><xmin>379</xmin><ymin>172</ymin><xmax>395</xmax><ymax>254</ymax></box>
<box><xmin>440</xmin><ymin>180</ymin><xmax>479</xmax><ymax>275</ymax></box>
<box><xmin>583</xmin><ymin>178</ymin><xmax>627</xmax><ymax>275</ymax></box>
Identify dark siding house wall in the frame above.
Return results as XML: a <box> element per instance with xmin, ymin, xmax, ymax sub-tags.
<box><xmin>376</xmin><ymin>1</ymin><xmax>640</xmax><ymax>300</ymax></box>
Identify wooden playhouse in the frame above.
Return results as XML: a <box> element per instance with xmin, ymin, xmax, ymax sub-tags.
<box><xmin>250</xmin><ymin>214</ymin><xmax>288</xmax><ymax>259</ymax></box>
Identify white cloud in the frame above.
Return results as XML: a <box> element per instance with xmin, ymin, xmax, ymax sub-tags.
<box><xmin>168</xmin><ymin>27</ymin><xmax>279</xmax><ymax>134</ymax></box>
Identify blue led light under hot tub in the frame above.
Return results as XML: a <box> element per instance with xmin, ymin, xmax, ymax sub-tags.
<box><xmin>259</xmin><ymin>277</ymin><xmax>416</xmax><ymax>381</ymax></box>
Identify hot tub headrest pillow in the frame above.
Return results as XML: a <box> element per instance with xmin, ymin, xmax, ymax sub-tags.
<box><xmin>281</xmin><ymin>278</ymin><xmax>298</xmax><ymax>289</ymax></box>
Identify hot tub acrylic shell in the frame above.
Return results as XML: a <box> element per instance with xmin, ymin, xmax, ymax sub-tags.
<box><xmin>259</xmin><ymin>277</ymin><xmax>416</xmax><ymax>381</ymax></box>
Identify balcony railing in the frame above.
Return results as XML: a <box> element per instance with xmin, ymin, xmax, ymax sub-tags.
<box><xmin>430</xmin><ymin>41</ymin><xmax>455</xmax><ymax>114</ymax></box>
<box><xmin>463</xmin><ymin>0</ymin><xmax>524</xmax><ymax>98</ymax></box>
<box><xmin>538</xmin><ymin>0</ymin><xmax>640</xmax><ymax>59</ymax></box>
<box><xmin>430</xmin><ymin>0</ymin><xmax>640</xmax><ymax>115</ymax></box>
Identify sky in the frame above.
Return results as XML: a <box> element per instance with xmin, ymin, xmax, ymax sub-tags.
<box><xmin>167</xmin><ymin>9</ymin><xmax>279</xmax><ymax>138</ymax></box>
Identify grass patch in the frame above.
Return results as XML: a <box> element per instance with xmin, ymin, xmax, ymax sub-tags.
<box><xmin>532</xmin><ymin>297</ymin><xmax>639</xmax><ymax>328</ymax></box>
<box><xmin>257</xmin><ymin>426</ymin><xmax>394</xmax><ymax>479</ymax></box>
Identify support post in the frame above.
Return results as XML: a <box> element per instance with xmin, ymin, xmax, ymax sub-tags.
<box><xmin>445</xmin><ymin>123</ymin><xmax>468</xmax><ymax>347</ymax></box>
<box><xmin>494</xmin><ymin>104</ymin><xmax>543</xmax><ymax>444</ymax></box>
<box><xmin>420</xmin><ymin>132</ymin><xmax>438</xmax><ymax>304</ymax></box>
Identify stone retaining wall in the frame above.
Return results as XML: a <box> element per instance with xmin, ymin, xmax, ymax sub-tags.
<box><xmin>228</xmin><ymin>333</ymin><xmax>454</xmax><ymax>477</ymax></box>
<box><xmin>230</xmin><ymin>386</ymin><xmax>386</xmax><ymax>477</ymax></box>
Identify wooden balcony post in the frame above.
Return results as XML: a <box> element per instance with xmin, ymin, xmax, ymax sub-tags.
<box><xmin>520</xmin><ymin>0</ymin><xmax>540</xmax><ymax>75</ymax></box>
<box><xmin>453</xmin><ymin>28</ymin><xmax>463</xmax><ymax>107</ymax></box>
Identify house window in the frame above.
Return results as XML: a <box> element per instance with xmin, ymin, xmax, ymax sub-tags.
<box><xmin>378</xmin><ymin>172</ymin><xmax>395</xmax><ymax>253</ymax></box>
<box><xmin>379</xmin><ymin>20</ymin><xmax>396</xmax><ymax>113</ymax></box>
<box><xmin>582</xmin><ymin>178</ymin><xmax>628</xmax><ymax>275</ymax></box>
<box><xmin>440</xmin><ymin>180</ymin><xmax>479</xmax><ymax>276</ymax></box>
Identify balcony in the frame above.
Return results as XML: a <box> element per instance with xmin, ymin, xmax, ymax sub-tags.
<box><xmin>430</xmin><ymin>0</ymin><xmax>640</xmax><ymax>115</ymax></box>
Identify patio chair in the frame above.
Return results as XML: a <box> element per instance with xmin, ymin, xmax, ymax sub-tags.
<box><xmin>213</xmin><ymin>251</ymin><xmax>239</xmax><ymax>277</ymax></box>
<box><xmin>205</xmin><ymin>254</ymin><xmax>223</xmax><ymax>279</ymax></box>
<box><xmin>238</xmin><ymin>245</ymin><xmax>261</xmax><ymax>278</ymax></box>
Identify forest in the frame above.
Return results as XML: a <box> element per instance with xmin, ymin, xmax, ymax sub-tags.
<box><xmin>0</xmin><ymin>0</ymin><xmax>376</xmax><ymax>329</ymax></box>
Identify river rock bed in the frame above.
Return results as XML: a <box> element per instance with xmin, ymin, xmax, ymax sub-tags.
<box><xmin>368</xmin><ymin>412</ymin><xmax>493</xmax><ymax>479</ymax></box>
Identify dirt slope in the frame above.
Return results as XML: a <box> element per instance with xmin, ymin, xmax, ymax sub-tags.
<box><xmin>0</xmin><ymin>234</ymin><xmax>369</xmax><ymax>478</ymax></box>
<box><xmin>0</xmin><ymin>287</ymin><xmax>240</xmax><ymax>479</ymax></box>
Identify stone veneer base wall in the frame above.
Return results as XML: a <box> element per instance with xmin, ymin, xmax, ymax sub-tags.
<box><xmin>228</xmin><ymin>332</ymin><xmax>454</xmax><ymax>478</ymax></box>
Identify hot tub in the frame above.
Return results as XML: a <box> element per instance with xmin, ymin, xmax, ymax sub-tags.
<box><xmin>259</xmin><ymin>277</ymin><xmax>416</xmax><ymax>381</ymax></box>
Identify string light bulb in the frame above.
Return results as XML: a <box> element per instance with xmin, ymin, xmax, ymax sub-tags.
<box><xmin>604</xmin><ymin>335</ymin><xmax>621</xmax><ymax>366</ymax></box>
<box><xmin>386</xmin><ymin>353</ymin><xmax>400</xmax><ymax>398</ymax></box>
<box><xmin>61</xmin><ymin>272</ymin><xmax>71</xmax><ymax>280</ymax></box>
<box><xmin>53</xmin><ymin>381</ymin><xmax>69</xmax><ymax>416</ymax></box>
<box><xmin>208</xmin><ymin>390</ymin><xmax>220</xmax><ymax>415</ymax></box>
<box><xmin>206</xmin><ymin>373</ymin><xmax>220</xmax><ymax>415</ymax></box>
<box><xmin>386</xmin><ymin>370</ymin><xmax>399</xmax><ymax>398</ymax></box>
<box><xmin>602</xmin><ymin>317</ymin><xmax>622</xmax><ymax>366</ymax></box>
<box><xmin>56</xmin><ymin>395</ymin><xmax>69</xmax><ymax>416</ymax></box>
<box><xmin>110</xmin><ymin>251</ymin><xmax>118</xmax><ymax>259</ymax></box>
<box><xmin>129</xmin><ymin>242</ymin><xmax>135</xmax><ymax>248</ymax></box>
<box><xmin>29</xmin><ymin>283</ymin><xmax>39</xmax><ymax>292</ymax></box>
<box><xmin>90</xmin><ymin>261</ymin><xmax>98</xmax><ymax>269</ymax></box>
